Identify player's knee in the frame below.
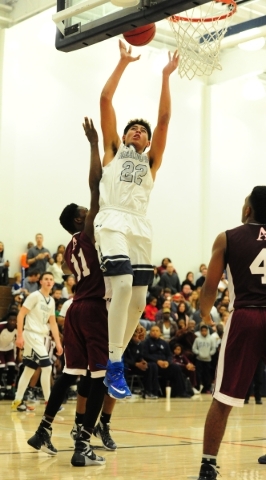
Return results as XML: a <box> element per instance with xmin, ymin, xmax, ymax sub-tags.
<box><xmin>78</xmin><ymin>373</ymin><xmax>91</xmax><ymax>397</ymax></box>
<box><xmin>42</xmin><ymin>365</ymin><xmax>52</xmax><ymax>374</ymax></box>
<box><xmin>111</xmin><ymin>274</ymin><xmax>132</xmax><ymax>297</ymax></box>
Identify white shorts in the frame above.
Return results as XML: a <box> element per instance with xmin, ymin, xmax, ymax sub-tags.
<box><xmin>94</xmin><ymin>207</ymin><xmax>154</xmax><ymax>286</ymax></box>
<box><xmin>23</xmin><ymin>330</ymin><xmax>51</xmax><ymax>369</ymax></box>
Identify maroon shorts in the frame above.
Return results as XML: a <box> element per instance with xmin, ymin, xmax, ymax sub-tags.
<box><xmin>63</xmin><ymin>298</ymin><xmax>108</xmax><ymax>378</ymax></box>
<box><xmin>0</xmin><ymin>349</ymin><xmax>15</xmax><ymax>367</ymax></box>
<box><xmin>213</xmin><ymin>308</ymin><xmax>266</xmax><ymax>407</ymax></box>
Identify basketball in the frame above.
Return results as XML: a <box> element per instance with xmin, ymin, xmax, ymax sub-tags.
<box><xmin>123</xmin><ymin>23</ymin><xmax>156</xmax><ymax>47</ymax></box>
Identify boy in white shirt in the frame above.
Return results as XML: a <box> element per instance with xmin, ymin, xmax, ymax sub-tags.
<box><xmin>12</xmin><ymin>272</ymin><xmax>63</xmax><ymax>412</ymax></box>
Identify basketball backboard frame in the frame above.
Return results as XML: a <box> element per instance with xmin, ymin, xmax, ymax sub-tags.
<box><xmin>54</xmin><ymin>0</ymin><xmax>211</xmax><ymax>52</ymax></box>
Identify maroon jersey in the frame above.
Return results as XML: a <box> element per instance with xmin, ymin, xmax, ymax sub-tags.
<box><xmin>226</xmin><ymin>224</ymin><xmax>266</xmax><ymax>309</ymax></box>
<box><xmin>64</xmin><ymin>231</ymin><xmax>105</xmax><ymax>302</ymax></box>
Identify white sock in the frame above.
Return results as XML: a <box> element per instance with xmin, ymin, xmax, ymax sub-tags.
<box><xmin>108</xmin><ymin>344</ymin><xmax>123</xmax><ymax>363</ymax></box>
<box><xmin>123</xmin><ymin>286</ymin><xmax>147</xmax><ymax>351</ymax></box>
<box><xmin>15</xmin><ymin>366</ymin><xmax>35</xmax><ymax>401</ymax></box>
<box><xmin>108</xmin><ymin>275</ymin><xmax>133</xmax><ymax>362</ymax></box>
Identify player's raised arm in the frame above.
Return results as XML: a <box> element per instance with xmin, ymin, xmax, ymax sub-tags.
<box><xmin>200</xmin><ymin>232</ymin><xmax>227</xmax><ymax>322</ymax></box>
<box><xmin>149</xmin><ymin>50</ymin><xmax>179</xmax><ymax>178</ymax></box>
<box><xmin>100</xmin><ymin>39</ymin><xmax>140</xmax><ymax>165</ymax></box>
<box><xmin>83</xmin><ymin>117</ymin><xmax>102</xmax><ymax>241</ymax></box>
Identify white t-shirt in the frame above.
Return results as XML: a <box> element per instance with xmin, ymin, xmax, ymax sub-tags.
<box><xmin>59</xmin><ymin>298</ymin><xmax>73</xmax><ymax>318</ymax></box>
<box><xmin>23</xmin><ymin>290</ymin><xmax>55</xmax><ymax>336</ymax></box>
<box><xmin>47</xmin><ymin>263</ymin><xmax>64</xmax><ymax>285</ymax></box>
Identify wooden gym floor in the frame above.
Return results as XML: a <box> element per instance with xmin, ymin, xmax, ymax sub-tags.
<box><xmin>1</xmin><ymin>395</ymin><xmax>266</xmax><ymax>479</ymax></box>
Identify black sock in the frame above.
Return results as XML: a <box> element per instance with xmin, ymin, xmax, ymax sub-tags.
<box><xmin>82</xmin><ymin>377</ymin><xmax>105</xmax><ymax>433</ymax></box>
<box><xmin>40</xmin><ymin>416</ymin><xmax>53</xmax><ymax>430</ymax></box>
<box><xmin>100</xmin><ymin>412</ymin><xmax>111</xmax><ymax>425</ymax></box>
<box><xmin>75</xmin><ymin>412</ymin><xmax>84</xmax><ymax>425</ymax></box>
<box><xmin>45</xmin><ymin>373</ymin><xmax>78</xmax><ymax>418</ymax></box>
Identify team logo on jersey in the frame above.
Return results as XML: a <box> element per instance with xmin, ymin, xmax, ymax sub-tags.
<box><xmin>257</xmin><ymin>227</ymin><xmax>266</xmax><ymax>241</ymax></box>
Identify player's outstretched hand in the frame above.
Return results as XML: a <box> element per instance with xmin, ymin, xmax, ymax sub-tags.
<box><xmin>83</xmin><ymin>117</ymin><xmax>98</xmax><ymax>144</ymax></box>
<box><xmin>163</xmin><ymin>50</ymin><xmax>179</xmax><ymax>76</ymax></box>
<box><xmin>119</xmin><ymin>39</ymin><xmax>141</xmax><ymax>63</ymax></box>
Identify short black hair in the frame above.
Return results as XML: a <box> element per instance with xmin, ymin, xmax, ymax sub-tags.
<box><xmin>123</xmin><ymin>119</ymin><xmax>152</xmax><ymax>140</ymax></box>
<box><xmin>59</xmin><ymin>203</ymin><xmax>79</xmax><ymax>234</ymax></box>
<box><xmin>6</xmin><ymin>311</ymin><xmax>17</xmax><ymax>320</ymax></box>
<box><xmin>29</xmin><ymin>269</ymin><xmax>40</xmax><ymax>276</ymax></box>
<box><xmin>39</xmin><ymin>271</ymin><xmax>54</xmax><ymax>281</ymax></box>
<box><xmin>249</xmin><ymin>186</ymin><xmax>266</xmax><ymax>223</ymax></box>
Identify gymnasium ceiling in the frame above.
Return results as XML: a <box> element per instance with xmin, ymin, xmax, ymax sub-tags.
<box><xmin>1</xmin><ymin>0</ymin><xmax>266</xmax><ymax>51</ymax></box>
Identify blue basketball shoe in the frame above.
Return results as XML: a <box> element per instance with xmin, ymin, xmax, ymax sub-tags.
<box><xmin>104</xmin><ymin>360</ymin><xmax>131</xmax><ymax>399</ymax></box>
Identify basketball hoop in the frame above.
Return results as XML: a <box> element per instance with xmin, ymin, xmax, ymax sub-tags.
<box><xmin>168</xmin><ymin>0</ymin><xmax>237</xmax><ymax>80</ymax></box>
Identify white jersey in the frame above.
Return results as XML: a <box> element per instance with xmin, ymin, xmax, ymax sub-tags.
<box><xmin>23</xmin><ymin>290</ymin><xmax>55</xmax><ymax>336</ymax></box>
<box><xmin>99</xmin><ymin>143</ymin><xmax>154</xmax><ymax>215</ymax></box>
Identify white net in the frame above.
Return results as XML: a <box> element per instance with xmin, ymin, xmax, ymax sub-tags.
<box><xmin>168</xmin><ymin>0</ymin><xmax>236</xmax><ymax>80</ymax></box>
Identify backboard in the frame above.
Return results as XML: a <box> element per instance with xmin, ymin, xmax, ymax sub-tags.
<box><xmin>53</xmin><ymin>0</ymin><xmax>211</xmax><ymax>52</ymax></box>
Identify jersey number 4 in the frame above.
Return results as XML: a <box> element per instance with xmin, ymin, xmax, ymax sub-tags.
<box><xmin>250</xmin><ymin>249</ymin><xmax>266</xmax><ymax>284</ymax></box>
<box><xmin>71</xmin><ymin>248</ymin><xmax>90</xmax><ymax>282</ymax></box>
<box><xmin>120</xmin><ymin>161</ymin><xmax>148</xmax><ymax>185</ymax></box>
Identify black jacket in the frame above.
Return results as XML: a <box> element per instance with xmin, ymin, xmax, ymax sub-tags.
<box><xmin>143</xmin><ymin>336</ymin><xmax>172</xmax><ymax>363</ymax></box>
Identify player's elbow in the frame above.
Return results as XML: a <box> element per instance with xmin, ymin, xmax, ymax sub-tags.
<box><xmin>100</xmin><ymin>92</ymin><xmax>112</xmax><ymax>106</ymax></box>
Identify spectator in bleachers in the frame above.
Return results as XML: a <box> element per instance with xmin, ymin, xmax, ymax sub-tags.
<box><xmin>188</xmin><ymin>290</ymin><xmax>200</xmax><ymax>314</ymax></box>
<box><xmin>156</xmin><ymin>308</ymin><xmax>177</xmax><ymax>341</ymax></box>
<box><xmin>52</xmin><ymin>244</ymin><xmax>66</xmax><ymax>262</ymax></box>
<box><xmin>176</xmin><ymin>301</ymin><xmax>190</xmax><ymax>327</ymax></box>
<box><xmin>144</xmin><ymin>296</ymin><xmax>158</xmax><ymax>321</ymax></box>
<box><xmin>192</xmin><ymin>324</ymin><xmax>216</xmax><ymax>393</ymax></box>
<box><xmin>0</xmin><ymin>311</ymin><xmax>17</xmax><ymax>400</ymax></box>
<box><xmin>20</xmin><ymin>242</ymin><xmax>34</xmax><ymax>278</ymax></box>
<box><xmin>124</xmin><ymin>327</ymin><xmax>159</xmax><ymax>399</ymax></box>
<box><xmin>195</xmin><ymin>263</ymin><xmax>207</xmax><ymax>281</ymax></box>
<box><xmin>193</xmin><ymin>304</ymin><xmax>220</xmax><ymax>326</ymax></box>
<box><xmin>62</xmin><ymin>274</ymin><xmax>76</xmax><ymax>299</ymax></box>
<box><xmin>0</xmin><ymin>241</ymin><xmax>9</xmax><ymax>286</ymax></box>
<box><xmin>51</xmin><ymin>287</ymin><xmax>63</xmax><ymax>302</ymax></box>
<box><xmin>47</xmin><ymin>253</ymin><xmax>65</xmax><ymax>288</ymax></box>
<box><xmin>181</xmin><ymin>272</ymin><xmax>196</xmax><ymax>291</ymax></box>
<box><xmin>155</xmin><ymin>299</ymin><xmax>176</xmax><ymax>322</ymax></box>
<box><xmin>159</xmin><ymin>263</ymin><xmax>181</xmax><ymax>294</ymax></box>
<box><xmin>148</xmin><ymin>266</ymin><xmax>160</xmax><ymax>291</ymax></box>
<box><xmin>157</xmin><ymin>257</ymin><xmax>173</xmax><ymax>277</ymax></box>
<box><xmin>27</xmin><ymin>233</ymin><xmax>54</xmax><ymax>275</ymax></box>
<box><xmin>217</xmin><ymin>271</ymin><xmax>229</xmax><ymax>299</ymax></box>
<box><xmin>8</xmin><ymin>292</ymin><xmax>23</xmax><ymax>312</ymax></box>
<box><xmin>169</xmin><ymin>319</ymin><xmax>197</xmax><ymax>362</ymax></box>
<box><xmin>180</xmin><ymin>283</ymin><xmax>193</xmax><ymax>301</ymax></box>
<box><xmin>11</xmin><ymin>272</ymin><xmax>27</xmax><ymax>297</ymax></box>
<box><xmin>148</xmin><ymin>285</ymin><xmax>164</xmax><ymax>310</ymax></box>
<box><xmin>195</xmin><ymin>267</ymin><xmax>207</xmax><ymax>288</ymax></box>
<box><xmin>219</xmin><ymin>310</ymin><xmax>230</xmax><ymax>328</ymax></box>
<box><xmin>24</xmin><ymin>270</ymin><xmax>40</xmax><ymax>296</ymax></box>
<box><xmin>143</xmin><ymin>325</ymin><xmax>189</xmax><ymax>398</ymax></box>
<box><xmin>215</xmin><ymin>288</ymin><xmax>230</xmax><ymax>311</ymax></box>
<box><xmin>171</xmin><ymin>343</ymin><xmax>198</xmax><ymax>394</ymax></box>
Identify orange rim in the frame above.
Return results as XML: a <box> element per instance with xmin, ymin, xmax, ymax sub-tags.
<box><xmin>169</xmin><ymin>0</ymin><xmax>237</xmax><ymax>23</ymax></box>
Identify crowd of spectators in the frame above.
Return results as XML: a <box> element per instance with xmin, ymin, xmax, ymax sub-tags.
<box><xmin>0</xmin><ymin>246</ymin><xmax>261</xmax><ymax>404</ymax></box>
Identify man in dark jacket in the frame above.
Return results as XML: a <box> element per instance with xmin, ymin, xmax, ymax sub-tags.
<box><xmin>159</xmin><ymin>263</ymin><xmax>181</xmax><ymax>294</ymax></box>
<box><xmin>142</xmin><ymin>325</ymin><xmax>190</xmax><ymax>398</ymax></box>
<box><xmin>124</xmin><ymin>328</ymin><xmax>159</xmax><ymax>399</ymax></box>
